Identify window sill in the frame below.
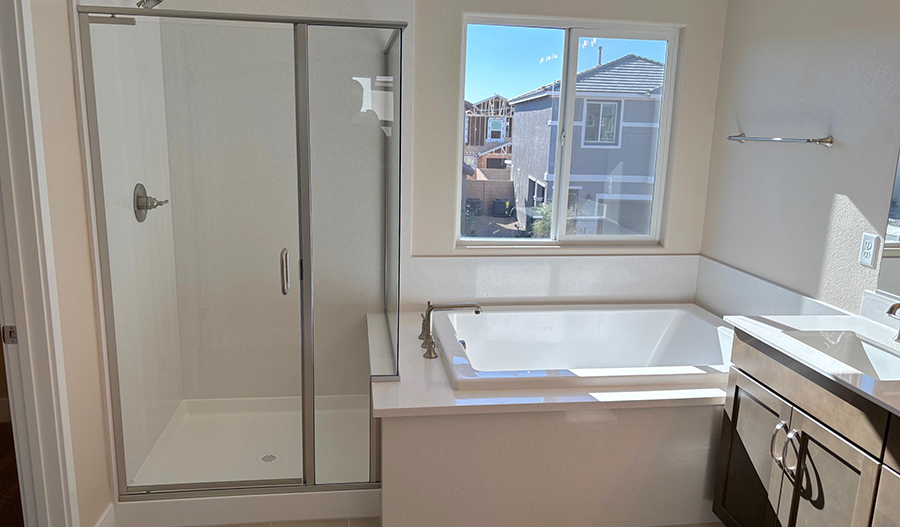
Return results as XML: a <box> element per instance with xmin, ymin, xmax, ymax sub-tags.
<box><xmin>447</xmin><ymin>238</ymin><xmax>673</xmax><ymax>257</ymax></box>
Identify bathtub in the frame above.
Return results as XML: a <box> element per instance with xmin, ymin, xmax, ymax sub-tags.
<box><xmin>433</xmin><ymin>303</ymin><xmax>732</xmax><ymax>390</ymax></box>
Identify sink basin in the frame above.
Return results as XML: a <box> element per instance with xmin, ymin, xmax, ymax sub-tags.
<box><xmin>784</xmin><ymin>330</ymin><xmax>900</xmax><ymax>381</ymax></box>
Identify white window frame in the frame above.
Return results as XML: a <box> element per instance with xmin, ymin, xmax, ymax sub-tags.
<box><xmin>582</xmin><ymin>99</ymin><xmax>621</xmax><ymax>146</ymax></box>
<box><xmin>456</xmin><ymin>16</ymin><xmax>679</xmax><ymax>246</ymax></box>
<box><xmin>527</xmin><ymin>176</ymin><xmax>547</xmax><ymax>205</ymax></box>
<box><xmin>486</xmin><ymin>117</ymin><xmax>505</xmax><ymax>142</ymax></box>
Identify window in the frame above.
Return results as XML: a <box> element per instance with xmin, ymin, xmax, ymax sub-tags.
<box><xmin>459</xmin><ymin>20</ymin><xmax>677</xmax><ymax>244</ymax></box>
<box><xmin>488</xmin><ymin>118</ymin><xmax>504</xmax><ymax>141</ymax></box>
<box><xmin>584</xmin><ymin>101</ymin><xmax>618</xmax><ymax>144</ymax></box>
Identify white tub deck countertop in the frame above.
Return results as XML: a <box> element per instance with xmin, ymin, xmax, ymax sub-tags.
<box><xmin>371</xmin><ymin>312</ymin><xmax>727</xmax><ymax>418</ymax></box>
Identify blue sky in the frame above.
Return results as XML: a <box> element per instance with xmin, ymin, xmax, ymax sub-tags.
<box><xmin>465</xmin><ymin>25</ymin><xmax>668</xmax><ymax>103</ymax></box>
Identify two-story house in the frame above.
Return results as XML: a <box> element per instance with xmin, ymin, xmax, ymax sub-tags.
<box><xmin>508</xmin><ymin>53</ymin><xmax>664</xmax><ymax>235</ymax></box>
<box><xmin>463</xmin><ymin>94</ymin><xmax>513</xmax><ymax>172</ymax></box>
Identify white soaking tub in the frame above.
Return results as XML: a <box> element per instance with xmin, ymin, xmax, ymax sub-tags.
<box><xmin>433</xmin><ymin>303</ymin><xmax>733</xmax><ymax>390</ymax></box>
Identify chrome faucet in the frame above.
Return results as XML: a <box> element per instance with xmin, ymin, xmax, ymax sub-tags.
<box><xmin>887</xmin><ymin>303</ymin><xmax>900</xmax><ymax>342</ymax></box>
<box><xmin>419</xmin><ymin>301</ymin><xmax>483</xmax><ymax>359</ymax></box>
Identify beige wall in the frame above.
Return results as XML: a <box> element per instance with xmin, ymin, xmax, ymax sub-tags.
<box><xmin>412</xmin><ymin>0</ymin><xmax>728</xmax><ymax>256</ymax></box>
<box><xmin>701</xmin><ymin>0</ymin><xmax>900</xmax><ymax>313</ymax></box>
<box><xmin>29</xmin><ymin>0</ymin><xmax>112</xmax><ymax>525</ymax></box>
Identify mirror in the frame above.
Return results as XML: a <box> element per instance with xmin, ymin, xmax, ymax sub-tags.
<box><xmin>878</xmin><ymin>155</ymin><xmax>900</xmax><ymax>295</ymax></box>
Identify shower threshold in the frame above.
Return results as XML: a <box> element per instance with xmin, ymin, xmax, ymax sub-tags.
<box><xmin>130</xmin><ymin>395</ymin><xmax>369</xmax><ymax>488</ymax></box>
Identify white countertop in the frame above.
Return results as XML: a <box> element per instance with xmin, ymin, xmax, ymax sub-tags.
<box><xmin>371</xmin><ymin>312</ymin><xmax>726</xmax><ymax>418</ymax></box>
<box><xmin>726</xmin><ymin>313</ymin><xmax>900</xmax><ymax>415</ymax></box>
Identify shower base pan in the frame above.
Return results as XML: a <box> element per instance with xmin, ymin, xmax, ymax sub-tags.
<box><xmin>130</xmin><ymin>395</ymin><xmax>369</xmax><ymax>488</ymax></box>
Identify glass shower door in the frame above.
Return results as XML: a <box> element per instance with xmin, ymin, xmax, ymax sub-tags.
<box><xmin>83</xmin><ymin>15</ymin><xmax>305</xmax><ymax>491</ymax></box>
<box><xmin>306</xmin><ymin>24</ymin><xmax>400</xmax><ymax>484</ymax></box>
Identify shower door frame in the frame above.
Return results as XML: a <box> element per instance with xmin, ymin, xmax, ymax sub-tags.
<box><xmin>76</xmin><ymin>5</ymin><xmax>404</xmax><ymax>500</ymax></box>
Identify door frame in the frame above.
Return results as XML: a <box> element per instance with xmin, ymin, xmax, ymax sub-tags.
<box><xmin>0</xmin><ymin>0</ymin><xmax>82</xmax><ymax>525</ymax></box>
<box><xmin>74</xmin><ymin>4</ymin><xmax>404</xmax><ymax>499</ymax></box>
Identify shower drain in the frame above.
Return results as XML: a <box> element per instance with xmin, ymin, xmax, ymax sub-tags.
<box><xmin>257</xmin><ymin>453</ymin><xmax>279</xmax><ymax>464</ymax></box>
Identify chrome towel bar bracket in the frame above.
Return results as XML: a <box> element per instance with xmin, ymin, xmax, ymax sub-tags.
<box><xmin>727</xmin><ymin>133</ymin><xmax>834</xmax><ymax>148</ymax></box>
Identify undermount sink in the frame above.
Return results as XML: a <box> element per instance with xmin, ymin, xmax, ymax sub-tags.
<box><xmin>784</xmin><ymin>330</ymin><xmax>900</xmax><ymax>381</ymax></box>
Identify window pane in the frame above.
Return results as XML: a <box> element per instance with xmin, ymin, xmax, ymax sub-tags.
<box><xmin>600</xmin><ymin>102</ymin><xmax>618</xmax><ymax>142</ymax></box>
<box><xmin>585</xmin><ymin>103</ymin><xmax>600</xmax><ymax>142</ymax></box>
<box><xmin>889</xmin><ymin>163</ymin><xmax>900</xmax><ymax>244</ymax></box>
<box><xmin>565</xmin><ymin>37</ymin><xmax>668</xmax><ymax>237</ymax></box>
<box><xmin>461</xmin><ymin>24</ymin><xmax>565</xmax><ymax>239</ymax></box>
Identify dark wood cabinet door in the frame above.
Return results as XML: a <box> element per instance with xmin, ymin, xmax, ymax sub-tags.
<box><xmin>780</xmin><ymin>409</ymin><xmax>879</xmax><ymax>527</ymax></box>
<box><xmin>873</xmin><ymin>465</ymin><xmax>900</xmax><ymax>527</ymax></box>
<box><xmin>714</xmin><ymin>368</ymin><xmax>793</xmax><ymax>527</ymax></box>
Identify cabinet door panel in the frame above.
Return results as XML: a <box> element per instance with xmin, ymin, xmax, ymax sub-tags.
<box><xmin>781</xmin><ymin>410</ymin><xmax>879</xmax><ymax>527</ymax></box>
<box><xmin>873</xmin><ymin>465</ymin><xmax>900</xmax><ymax>527</ymax></box>
<box><xmin>714</xmin><ymin>368</ymin><xmax>792</xmax><ymax>527</ymax></box>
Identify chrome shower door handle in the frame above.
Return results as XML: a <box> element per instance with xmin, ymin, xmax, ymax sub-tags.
<box><xmin>280</xmin><ymin>248</ymin><xmax>290</xmax><ymax>295</ymax></box>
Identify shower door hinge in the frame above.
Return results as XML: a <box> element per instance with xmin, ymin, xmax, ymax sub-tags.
<box><xmin>2</xmin><ymin>326</ymin><xmax>18</xmax><ymax>345</ymax></box>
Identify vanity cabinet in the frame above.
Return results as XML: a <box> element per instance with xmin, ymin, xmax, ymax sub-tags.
<box><xmin>713</xmin><ymin>369</ymin><xmax>792</xmax><ymax>527</ymax></box>
<box><xmin>715</xmin><ymin>330</ymin><xmax>897</xmax><ymax>527</ymax></box>
<box><xmin>715</xmin><ymin>368</ymin><xmax>880</xmax><ymax>527</ymax></box>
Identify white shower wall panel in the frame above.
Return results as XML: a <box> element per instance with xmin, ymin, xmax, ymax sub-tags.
<box><xmin>90</xmin><ymin>19</ymin><xmax>185</xmax><ymax>484</ymax></box>
<box><xmin>160</xmin><ymin>20</ymin><xmax>303</xmax><ymax>399</ymax></box>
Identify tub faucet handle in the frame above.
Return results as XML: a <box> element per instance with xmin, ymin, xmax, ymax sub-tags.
<box><xmin>418</xmin><ymin>311</ymin><xmax>428</xmax><ymax>340</ymax></box>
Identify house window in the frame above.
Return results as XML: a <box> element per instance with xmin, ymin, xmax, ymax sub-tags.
<box><xmin>460</xmin><ymin>24</ymin><xmax>564</xmax><ymax>239</ymax></box>
<box><xmin>534</xmin><ymin>182</ymin><xmax>546</xmax><ymax>204</ymax></box>
<box><xmin>487</xmin><ymin>118</ymin><xmax>504</xmax><ymax>142</ymax></box>
<box><xmin>459</xmin><ymin>20</ymin><xmax>677</xmax><ymax>243</ymax></box>
<box><xmin>584</xmin><ymin>101</ymin><xmax>618</xmax><ymax>144</ymax></box>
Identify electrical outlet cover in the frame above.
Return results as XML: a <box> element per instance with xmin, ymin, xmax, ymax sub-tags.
<box><xmin>859</xmin><ymin>233</ymin><xmax>880</xmax><ymax>269</ymax></box>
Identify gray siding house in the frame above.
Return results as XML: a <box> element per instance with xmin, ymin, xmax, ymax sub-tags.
<box><xmin>508</xmin><ymin>54</ymin><xmax>664</xmax><ymax>235</ymax></box>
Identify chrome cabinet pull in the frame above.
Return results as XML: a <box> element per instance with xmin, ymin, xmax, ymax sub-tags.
<box><xmin>769</xmin><ymin>421</ymin><xmax>788</xmax><ymax>469</ymax></box>
<box><xmin>280</xmin><ymin>248</ymin><xmax>290</xmax><ymax>295</ymax></box>
<box><xmin>781</xmin><ymin>429</ymin><xmax>799</xmax><ymax>480</ymax></box>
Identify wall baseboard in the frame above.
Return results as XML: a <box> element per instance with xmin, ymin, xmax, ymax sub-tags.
<box><xmin>95</xmin><ymin>503</ymin><xmax>115</xmax><ymax>527</ymax></box>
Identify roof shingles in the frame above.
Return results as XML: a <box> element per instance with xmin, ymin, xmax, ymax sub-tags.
<box><xmin>509</xmin><ymin>54</ymin><xmax>665</xmax><ymax>104</ymax></box>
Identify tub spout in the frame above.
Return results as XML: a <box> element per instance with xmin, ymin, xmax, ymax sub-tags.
<box><xmin>421</xmin><ymin>302</ymin><xmax>483</xmax><ymax>359</ymax></box>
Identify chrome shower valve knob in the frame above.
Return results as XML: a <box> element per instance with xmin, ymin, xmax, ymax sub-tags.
<box><xmin>137</xmin><ymin>195</ymin><xmax>169</xmax><ymax>211</ymax></box>
<box><xmin>133</xmin><ymin>182</ymin><xmax>169</xmax><ymax>222</ymax></box>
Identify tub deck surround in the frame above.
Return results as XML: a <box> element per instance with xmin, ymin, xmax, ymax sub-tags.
<box><xmin>727</xmin><ymin>313</ymin><xmax>900</xmax><ymax>415</ymax></box>
<box><xmin>435</xmin><ymin>303</ymin><xmax>731</xmax><ymax>390</ymax></box>
<box><xmin>372</xmin><ymin>310</ymin><xmax>729</xmax><ymax>418</ymax></box>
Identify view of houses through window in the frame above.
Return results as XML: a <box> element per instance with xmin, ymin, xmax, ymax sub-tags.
<box><xmin>461</xmin><ymin>23</ymin><xmax>671</xmax><ymax>240</ymax></box>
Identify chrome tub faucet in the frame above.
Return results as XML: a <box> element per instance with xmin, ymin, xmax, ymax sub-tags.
<box><xmin>419</xmin><ymin>301</ymin><xmax>483</xmax><ymax>359</ymax></box>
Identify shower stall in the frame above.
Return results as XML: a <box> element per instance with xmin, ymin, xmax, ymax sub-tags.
<box><xmin>77</xmin><ymin>6</ymin><xmax>402</xmax><ymax>498</ymax></box>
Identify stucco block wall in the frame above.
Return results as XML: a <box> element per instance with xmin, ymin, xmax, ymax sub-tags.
<box><xmin>465</xmin><ymin>180</ymin><xmax>515</xmax><ymax>215</ymax></box>
<box><xmin>510</xmin><ymin>97</ymin><xmax>554</xmax><ymax>225</ymax></box>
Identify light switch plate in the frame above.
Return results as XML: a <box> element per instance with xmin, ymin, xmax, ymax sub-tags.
<box><xmin>859</xmin><ymin>233</ymin><xmax>880</xmax><ymax>269</ymax></box>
